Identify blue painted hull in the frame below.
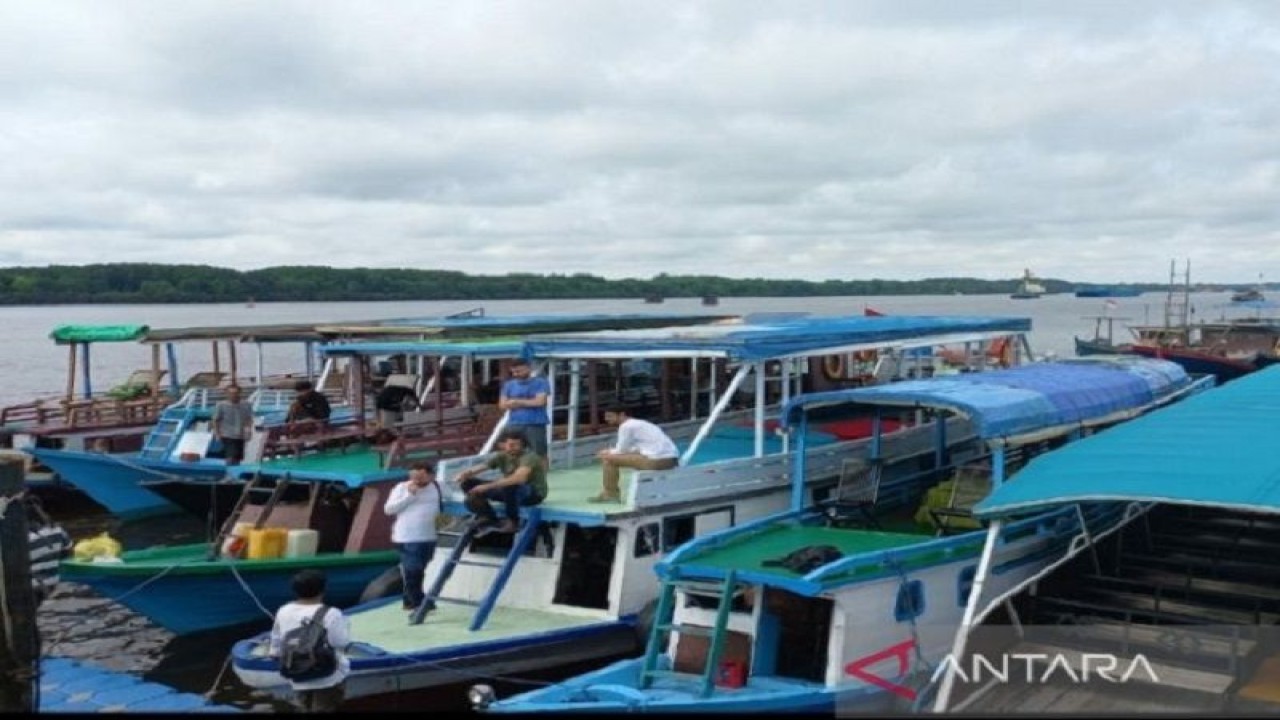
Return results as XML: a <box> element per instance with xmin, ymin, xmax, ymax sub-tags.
<box><xmin>482</xmin><ymin>657</ymin><xmax>896</xmax><ymax>714</ymax></box>
<box><xmin>61</xmin><ymin>545</ymin><xmax>399</xmax><ymax>635</ymax></box>
<box><xmin>29</xmin><ymin>448</ymin><xmax>222</xmax><ymax>518</ymax></box>
<box><xmin>232</xmin><ymin>609</ymin><xmax>641</xmax><ymax>700</ymax></box>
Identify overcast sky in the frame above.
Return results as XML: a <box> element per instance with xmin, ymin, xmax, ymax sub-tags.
<box><xmin>2</xmin><ymin>1</ymin><xmax>1278</xmax><ymax>284</ymax></box>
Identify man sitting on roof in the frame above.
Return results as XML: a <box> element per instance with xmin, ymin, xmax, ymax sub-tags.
<box><xmin>589</xmin><ymin>405</ymin><xmax>680</xmax><ymax>504</ymax></box>
<box><xmin>453</xmin><ymin>429</ymin><xmax>547</xmax><ymax>537</ymax></box>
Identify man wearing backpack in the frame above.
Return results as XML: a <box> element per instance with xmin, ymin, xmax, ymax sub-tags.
<box><xmin>270</xmin><ymin>569</ymin><xmax>351</xmax><ymax>712</ymax></box>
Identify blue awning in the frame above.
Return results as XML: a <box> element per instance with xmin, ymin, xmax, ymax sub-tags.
<box><xmin>782</xmin><ymin>356</ymin><xmax>1191</xmax><ymax>442</ymax></box>
<box><xmin>976</xmin><ymin>364</ymin><xmax>1280</xmax><ymax>519</ymax></box>
<box><xmin>525</xmin><ymin>315</ymin><xmax>1030</xmax><ymax>362</ymax></box>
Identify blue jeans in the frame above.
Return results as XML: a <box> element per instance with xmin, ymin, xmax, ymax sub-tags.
<box><xmin>396</xmin><ymin>541</ymin><xmax>437</xmax><ymax>608</ymax></box>
<box><xmin>460</xmin><ymin>479</ymin><xmax>543</xmax><ymax>522</ymax></box>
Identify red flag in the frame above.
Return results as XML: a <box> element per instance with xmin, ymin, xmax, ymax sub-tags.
<box><xmin>864</xmin><ymin>306</ymin><xmax>885</xmax><ymax>317</ymax></box>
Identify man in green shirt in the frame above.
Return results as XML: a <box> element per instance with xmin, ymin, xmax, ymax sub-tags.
<box><xmin>454</xmin><ymin>428</ymin><xmax>548</xmax><ymax>536</ymax></box>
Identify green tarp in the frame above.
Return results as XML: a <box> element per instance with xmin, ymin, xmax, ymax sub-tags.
<box><xmin>49</xmin><ymin>324</ymin><xmax>150</xmax><ymax>344</ymax></box>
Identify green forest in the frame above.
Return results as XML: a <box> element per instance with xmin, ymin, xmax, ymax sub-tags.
<box><xmin>0</xmin><ymin>263</ymin><xmax>1158</xmax><ymax>304</ymax></box>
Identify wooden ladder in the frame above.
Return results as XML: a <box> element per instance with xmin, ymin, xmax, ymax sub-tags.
<box><xmin>204</xmin><ymin>473</ymin><xmax>292</xmax><ymax>560</ymax></box>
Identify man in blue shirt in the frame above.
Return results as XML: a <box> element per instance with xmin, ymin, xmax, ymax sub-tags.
<box><xmin>499</xmin><ymin>359</ymin><xmax>550</xmax><ymax>469</ymax></box>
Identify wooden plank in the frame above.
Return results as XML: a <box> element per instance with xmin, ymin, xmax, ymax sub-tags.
<box><xmin>1030</xmin><ymin>619</ymin><xmax>1255</xmax><ymax>658</ymax></box>
<box><xmin>1079</xmin><ymin>588</ymin><xmax>1279</xmax><ymax>625</ymax></box>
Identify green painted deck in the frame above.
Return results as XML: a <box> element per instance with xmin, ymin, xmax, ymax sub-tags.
<box><xmin>538</xmin><ymin>464</ymin><xmax>633</xmax><ymax>513</ymax></box>
<box><xmin>259</xmin><ymin>445</ymin><xmax>385</xmax><ymax>474</ymax></box>
<box><xmin>681</xmin><ymin>524</ymin><xmax>932</xmax><ymax>576</ymax></box>
<box><xmin>349</xmin><ymin>600</ymin><xmax>607</xmax><ymax>654</ymax></box>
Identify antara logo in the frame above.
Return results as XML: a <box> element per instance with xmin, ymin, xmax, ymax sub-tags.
<box><xmin>843</xmin><ymin>641</ymin><xmax>1163</xmax><ymax>702</ymax></box>
<box><xmin>928</xmin><ymin>652</ymin><xmax>1162</xmax><ymax>685</ymax></box>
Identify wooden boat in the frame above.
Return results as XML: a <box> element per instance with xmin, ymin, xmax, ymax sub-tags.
<box><xmin>933</xmin><ymin>364</ymin><xmax>1280</xmax><ymax>713</ymax></box>
<box><xmin>476</xmin><ymin>357</ymin><xmax>1212</xmax><ymax>713</ymax></box>
<box><xmin>57</xmin><ymin>471</ymin><xmax>400</xmax><ymax>635</ymax></box>
<box><xmin>1073</xmin><ymin>314</ymin><xmax>1132</xmax><ymax>356</ymax></box>
<box><xmin>229</xmin><ymin>314</ymin><xmax>1037</xmax><ymax>702</ymax></box>
<box><xmin>30</xmin><ymin>313</ymin><xmax>731</xmax><ymax>519</ymax></box>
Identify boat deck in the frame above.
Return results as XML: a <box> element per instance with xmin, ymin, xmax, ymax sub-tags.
<box><xmin>345</xmin><ymin>600</ymin><xmax>610</xmax><ymax>655</ymax></box>
<box><xmin>676</xmin><ymin>522</ymin><xmax>933</xmax><ymax>577</ymax></box>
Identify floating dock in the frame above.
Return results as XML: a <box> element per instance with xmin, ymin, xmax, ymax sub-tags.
<box><xmin>39</xmin><ymin>656</ymin><xmax>238</xmax><ymax>713</ymax></box>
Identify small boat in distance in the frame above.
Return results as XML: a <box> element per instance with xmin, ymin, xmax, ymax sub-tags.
<box><xmin>1009</xmin><ymin>269</ymin><xmax>1045</xmax><ymax>299</ymax></box>
<box><xmin>644</xmin><ymin>293</ymin><xmax>665</xmax><ymax>304</ymax></box>
<box><xmin>1073</xmin><ymin>313</ymin><xmax>1132</xmax><ymax>356</ymax></box>
<box><xmin>701</xmin><ymin>295</ymin><xmax>719</xmax><ymax>306</ymax></box>
<box><xmin>1231</xmin><ymin>287</ymin><xmax>1266</xmax><ymax>303</ymax></box>
<box><xmin>1073</xmin><ymin>285</ymin><xmax>1142</xmax><ymax>298</ymax></box>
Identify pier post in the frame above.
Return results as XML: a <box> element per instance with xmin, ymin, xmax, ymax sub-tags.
<box><xmin>0</xmin><ymin>459</ymin><xmax>36</xmax><ymax>713</ymax></box>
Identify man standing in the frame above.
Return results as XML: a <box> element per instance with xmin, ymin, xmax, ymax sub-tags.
<box><xmin>211</xmin><ymin>385</ymin><xmax>254</xmax><ymax>466</ymax></box>
<box><xmin>382</xmin><ymin>462</ymin><xmax>441</xmax><ymax>611</ymax></box>
<box><xmin>498</xmin><ymin>359</ymin><xmax>550</xmax><ymax>468</ymax></box>
<box><xmin>590</xmin><ymin>405</ymin><xmax>679</xmax><ymax>503</ymax></box>
<box><xmin>270</xmin><ymin>569</ymin><xmax>350</xmax><ymax>713</ymax></box>
<box><xmin>453</xmin><ymin>429</ymin><xmax>547</xmax><ymax>536</ymax></box>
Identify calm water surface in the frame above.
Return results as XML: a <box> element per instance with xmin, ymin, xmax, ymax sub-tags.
<box><xmin>15</xmin><ymin>292</ymin><xmax>1207</xmax><ymax>711</ymax></box>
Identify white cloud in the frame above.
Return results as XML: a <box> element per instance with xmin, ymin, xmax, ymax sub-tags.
<box><xmin>1</xmin><ymin>0</ymin><xmax>1279</xmax><ymax>283</ymax></box>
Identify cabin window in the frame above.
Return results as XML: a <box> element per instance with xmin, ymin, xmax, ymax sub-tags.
<box><xmin>894</xmin><ymin>580</ymin><xmax>925</xmax><ymax>622</ymax></box>
<box><xmin>634</xmin><ymin>523</ymin><xmax>660</xmax><ymax>558</ymax></box>
<box><xmin>957</xmin><ymin>565</ymin><xmax>977</xmax><ymax>607</ymax></box>
<box><xmin>552</xmin><ymin>524</ymin><xmax>616</xmax><ymax>610</ymax></box>
<box><xmin>662</xmin><ymin>506</ymin><xmax>734</xmax><ymax>551</ymax></box>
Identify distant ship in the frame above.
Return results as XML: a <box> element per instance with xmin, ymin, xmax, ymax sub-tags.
<box><xmin>1074</xmin><ymin>286</ymin><xmax>1142</xmax><ymax>298</ymax></box>
<box><xmin>1010</xmin><ymin>268</ymin><xmax>1045</xmax><ymax>299</ymax></box>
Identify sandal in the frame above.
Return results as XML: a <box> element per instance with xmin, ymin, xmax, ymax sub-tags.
<box><xmin>587</xmin><ymin>493</ymin><xmax>622</xmax><ymax>504</ymax></box>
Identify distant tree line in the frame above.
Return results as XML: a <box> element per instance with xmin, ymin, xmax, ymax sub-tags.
<box><xmin>0</xmin><ymin>263</ymin><xmax>1165</xmax><ymax>304</ymax></box>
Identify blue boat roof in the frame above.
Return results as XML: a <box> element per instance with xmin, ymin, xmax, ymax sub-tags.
<box><xmin>526</xmin><ymin>315</ymin><xmax>1030</xmax><ymax>362</ymax></box>
<box><xmin>976</xmin><ymin>364</ymin><xmax>1280</xmax><ymax>520</ymax></box>
<box><xmin>782</xmin><ymin>356</ymin><xmax>1191</xmax><ymax>442</ymax></box>
<box><xmin>318</xmin><ymin>339</ymin><xmax>526</xmax><ymax>357</ymax></box>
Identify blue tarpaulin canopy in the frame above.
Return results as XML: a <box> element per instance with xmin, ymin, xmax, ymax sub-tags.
<box><xmin>525</xmin><ymin>315</ymin><xmax>1030</xmax><ymax>361</ymax></box>
<box><xmin>782</xmin><ymin>356</ymin><xmax>1190</xmax><ymax>442</ymax></box>
<box><xmin>976</xmin><ymin>364</ymin><xmax>1280</xmax><ymax>520</ymax></box>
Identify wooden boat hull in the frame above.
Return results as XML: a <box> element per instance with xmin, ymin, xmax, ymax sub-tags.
<box><xmin>1127</xmin><ymin>344</ymin><xmax>1257</xmax><ymax>383</ymax></box>
<box><xmin>27</xmin><ymin>448</ymin><xmax>198</xmax><ymax>518</ymax></box>
<box><xmin>60</xmin><ymin>542</ymin><xmax>398</xmax><ymax>635</ymax></box>
<box><xmin>231</xmin><ymin>606</ymin><xmax>639</xmax><ymax>699</ymax></box>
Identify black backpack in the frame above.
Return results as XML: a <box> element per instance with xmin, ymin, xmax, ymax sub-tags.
<box><xmin>279</xmin><ymin>605</ymin><xmax>337</xmax><ymax>681</ymax></box>
<box><xmin>762</xmin><ymin>544</ymin><xmax>844</xmax><ymax>574</ymax></box>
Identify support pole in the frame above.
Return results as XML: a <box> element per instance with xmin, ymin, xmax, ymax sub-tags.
<box><xmin>680</xmin><ymin>364</ymin><xmax>752</xmax><ymax>466</ymax></box>
<box><xmin>934</xmin><ymin>520</ymin><xmax>1004</xmax><ymax>713</ymax></box>
<box><xmin>0</xmin><ymin>460</ymin><xmax>37</xmax><ymax>713</ymax></box>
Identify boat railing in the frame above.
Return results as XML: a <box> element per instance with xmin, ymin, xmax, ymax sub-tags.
<box><xmin>629</xmin><ymin>416</ymin><xmax>975</xmax><ymax>510</ymax></box>
<box><xmin>546</xmin><ymin>406</ymin><xmax>765</xmax><ymax>469</ymax></box>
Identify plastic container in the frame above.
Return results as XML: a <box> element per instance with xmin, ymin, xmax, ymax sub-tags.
<box><xmin>247</xmin><ymin>527</ymin><xmax>287</xmax><ymax>560</ymax></box>
<box><xmin>285</xmin><ymin>529</ymin><xmax>319</xmax><ymax>559</ymax></box>
<box><xmin>716</xmin><ymin>660</ymin><xmax>747</xmax><ymax>688</ymax></box>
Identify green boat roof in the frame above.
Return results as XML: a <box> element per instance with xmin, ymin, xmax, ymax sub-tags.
<box><xmin>49</xmin><ymin>324</ymin><xmax>150</xmax><ymax>344</ymax></box>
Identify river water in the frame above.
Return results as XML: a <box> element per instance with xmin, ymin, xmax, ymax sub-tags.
<box><xmin>14</xmin><ymin>291</ymin><xmax>1223</xmax><ymax>712</ymax></box>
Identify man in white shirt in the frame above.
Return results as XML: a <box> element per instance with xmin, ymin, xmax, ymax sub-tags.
<box><xmin>590</xmin><ymin>405</ymin><xmax>680</xmax><ymax>503</ymax></box>
<box><xmin>382</xmin><ymin>461</ymin><xmax>441</xmax><ymax>611</ymax></box>
<box><xmin>270</xmin><ymin>569</ymin><xmax>351</xmax><ymax>712</ymax></box>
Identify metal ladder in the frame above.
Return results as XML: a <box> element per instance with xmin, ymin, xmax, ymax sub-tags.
<box><xmin>409</xmin><ymin>507</ymin><xmax>543</xmax><ymax>631</ymax></box>
<box><xmin>204</xmin><ymin>473</ymin><xmax>291</xmax><ymax>560</ymax></box>
<box><xmin>639</xmin><ymin>571</ymin><xmax>740</xmax><ymax>698</ymax></box>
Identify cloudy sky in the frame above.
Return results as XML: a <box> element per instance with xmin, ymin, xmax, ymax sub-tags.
<box><xmin>2</xmin><ymin>1</ymin><xmax>1278</xmax><ymax>284</ymax></box>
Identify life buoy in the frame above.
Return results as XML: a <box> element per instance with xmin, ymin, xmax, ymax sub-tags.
<box><xmin>854</xmin><ymin>350</ymin><xmax>877</xmax><ymax>364</ymax></box>
<box><xmin>822</xmin><ymin>354</ymin><xmax>846</xmax><ymax>380</ymax></box>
